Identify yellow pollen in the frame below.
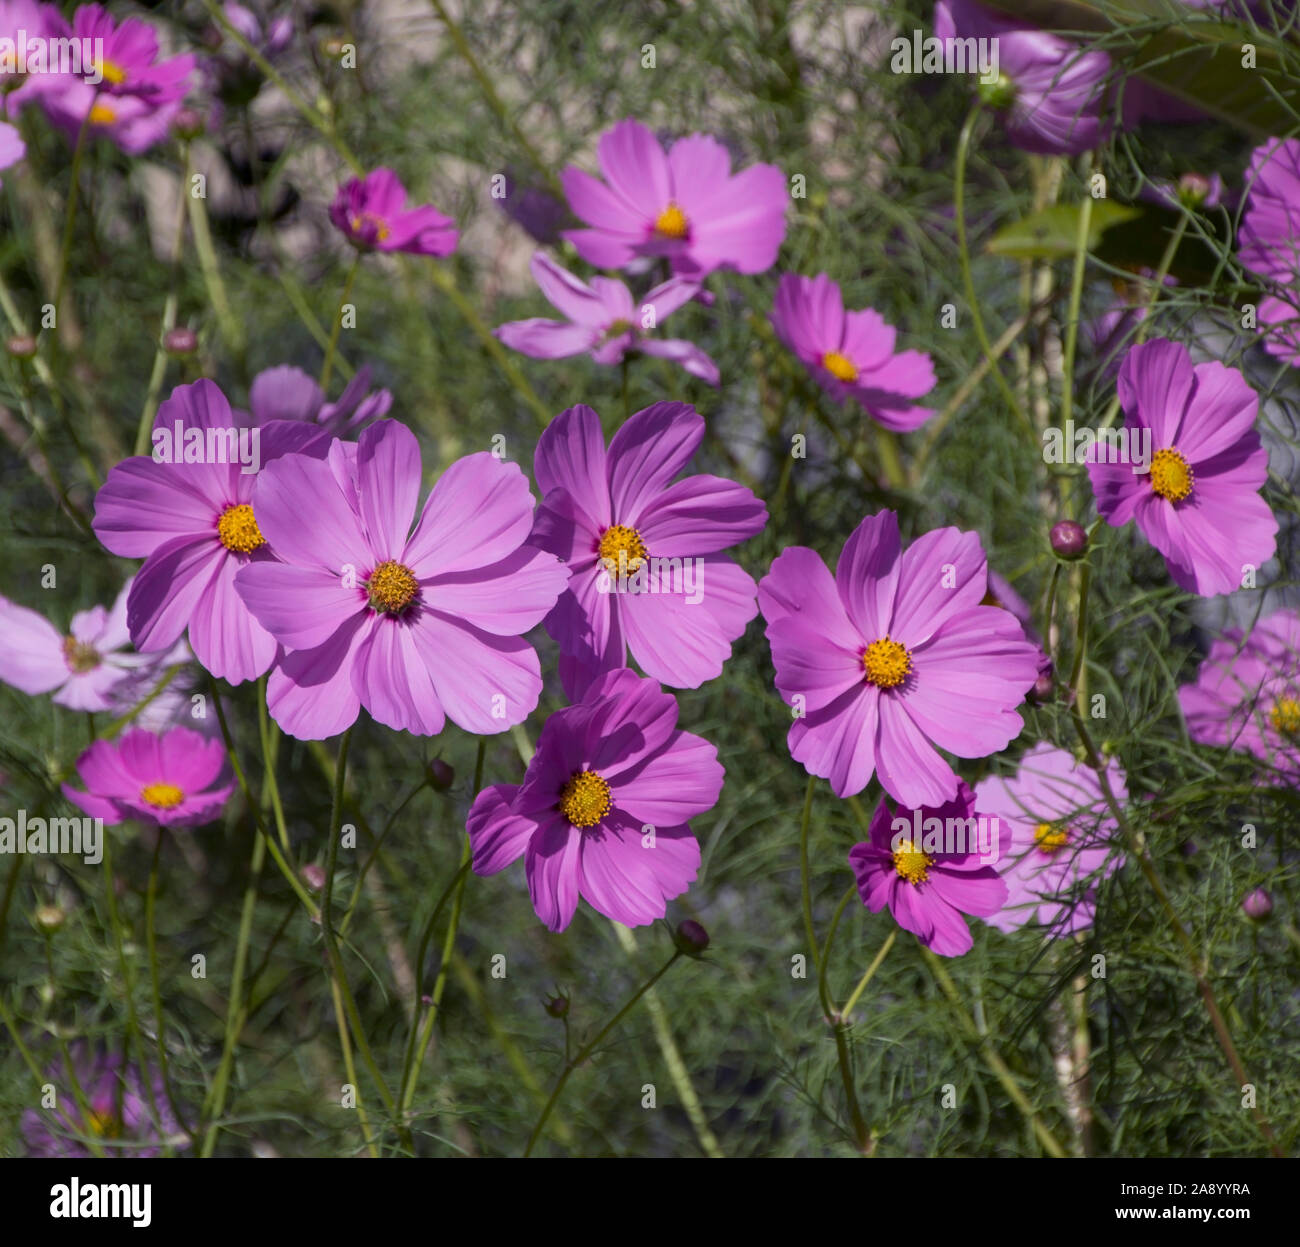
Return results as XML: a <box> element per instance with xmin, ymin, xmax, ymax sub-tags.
<box><xmin>62</xmin><ymin>636</ymin><xmax>101</xmax><ymax>674</ymax></box>
<box><xmin>89</xmin><ymin>101</ymin><xmax>116</xmax><ymax>125</ymax></box>
<box><xmin>654</xmin><ymin>201</ymin><xmax>689</xmax><ymax>239</ymax></box>
<box><xmin>85</xmin><ymin>1108</ymin><xmax>124</xmax><ymax>1138</ymax></box>
<box><xmin>598</xmin><ymin>524</ymin><xmax>648</xmax><ymax>575</ymax></box>
<box><xmin>863</xmin><ymin>637</ymin><xmax>912</xmax><ymax>689</ymax></box>
<box><xmin>1270</xmin><ymin>696</ymin><xmax>1300</xmax><ymax>737</ymax></box>
<box><xmin>349</xmin><ymin>212</ymin><xmax>391</xmax><ymax>241</ymax></box>
<box><xmin>367</xmin><ymin>560</ymin><xmax>419</xmax><ymax>614</ymax></box>
<box><xmin>1149</xmin><ymin>447</ymin><xmax>1194</xmax><ymax>503</ymax></box>
<box><xmin>559</xmin><ymin>770</ymin><xmax>611</xmax><ymax>828</ymax></box>
<box><xmin>821</xmin><ymin>350</ymin><xmax>859</xmax><ymax>383</ymax></box>
<box><xmin>141</xmin><ymin>782</ymin><xmax>184</xmax><ymax>810</ymax></box>
<box><xmin>217</xmin><ymin>503</ymin><xmax>266</xmax><ymax>554</ymax></box>
<box><xmin>100</xmin><ymin>59</ymin><xmax>127</xmax><ymax>85</ymax></box>
<box><xmin>893</xmin><ymin>838</ymin><xmax>933</xmax><ymax>885</ymax></box>
<box><xmin>1034</xmin><ymin>821</ymin><xmax>1068</xmax><ymax>854</ymax></box>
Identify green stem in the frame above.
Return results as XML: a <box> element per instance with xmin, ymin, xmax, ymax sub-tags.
<box><xmin>798</xmin><ymin>776</ymin><xmax>819</xmax><ymax>973</ymax></box>
<box><xmin>840</xmin><ymin>929</ymin><xmax>897</xmax><ymax>1021</ymax></box>
<box><xmin>320</xmin><ymin>256</ymin><xmax>359</xmax><ymax>392</ymax></box>
<box><xmin>523</xmin><ymin>952</ymin><xmax>684</xmax><ymax>1157</ymax></box>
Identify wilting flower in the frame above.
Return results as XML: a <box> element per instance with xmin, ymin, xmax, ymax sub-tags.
<box><xmin>0</xmin><ymin>580</ymin><xmax>138</xmax><ymax>710</ymax></box>
<box><xmin>561</xmin><ymin>117</ymin><xmax>787</xmax><ymax>278</ymax></box>
<box><xmin>1177</xmin><ymin>607</ymin><xmax>1300</xmax><ymax>785</ymax></box>
<box><xmin>1239</xmin><ymin>137</ymin><xmax>1300</xmax><ymax>365</ymax></box>
<box><xmin>975</xmin><ymin>743</ymin><xmax>1126</xmax><ymax>937</ymax></box>
<box><xmin>237</xmin><ymin>363</ymin><xmax>392</xmax><ymax>435</ymax></box>
<box><xmin>22</xmin><ymin>1045</ymin><xmax>188</xmax><ymax>1157</ymax></box>
<box><xmin>467</xmin><ymin>669</ymin><xmax>722</xmax><ymax>932</ymax></box>
<box><xmin>236</xmin><ymin>420</ymin><xmax>568</xmax><ymax>740</ymax></box>
<box><xmin>770</xmin><ymin>273</ymin><xmax>936</xmax><ymax>431</ymax></box>
<box><xmin>1086</xmin><ymin>339</ymin><xmax>1276</xmax><ymax>597</ymax></box>
<box><xmin>93</xmin><ymin>380</ymin><xmax>329</xmax><ymax>684</ymax></box>
<box><xmin>934</xmin><ymin>0</ymin><xmax>1110</xmax><ymax>156</ymax></box>
<box><xmin>759</xmin><ymin>509</ymin><xmax>1040</xmax><ymax>807</ymax></box>
<box><xmin>40</xmin><ymin>4</ymin><xmax>196</xmax><ymax>154</ymax></box>
<box><xmin>62</xmin><ymin>726</ymin><xmax>234</xmax><ymax>826</ymax></box>
<box><xmin>849</xmin><ymin>782</ymin><xmax>1010</xmax><ymax>957</ymax></box>
<box><xmin>530</xmin><ymin>402</ymin><xmax>767</xmax><ymax>699</ymax></box>
<box><xmin>496</xmin><ymin>251</ymin><xmax>719</xmax><ymax>385</ymax></box>
<box><xmin>329</xmin><ymin>168</ymin><xmax>458</xmax><ymax>256</ymax></box>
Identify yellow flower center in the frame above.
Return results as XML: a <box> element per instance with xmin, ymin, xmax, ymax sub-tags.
<box><xmin>141</xmin><ymin>782</ymin><xmax>184</xmax><ymax>809</ymax></box>
<box><xmin>893</xmin><ymin>838</ymin><xmax>933</xmax><ymax>886</ymax></box>
<box><xmin>217</xmin><ymin>503</ymin><xmax>266</xmax><ymax>554</ymax></box>
<box><xmin>598</xmin><ymin>524</ymin><xmax>648</xmax><ymax>575</ymax></box>
<box><xmin>89</xmin><ymin>100</ymin><xmax>116</xmax><ymax>125</ymax></box>
<box><xmin>821</xmin><ymin>350</ymin><xmax>859</xmax><ymax>383</ymax></box>
<box><xmin>654</xmin><ymin>201</ymin><xmax>689</xmax><ymax>239</ymax></box>
<box><xmin>366</xmin><ymin>560</ymin><xmax>420</xmax><ymax>614</ymax></box>
<box><xmin>862</xmin><ymin>637</ymin><xmax>912</xmax><ymax>689</ymax></box>
<box><xmin>62</xmin><ymin>636</ymin><xmax>101</xmax><ymax>674</ymax></box>
<box><xmin>100</xmin><ymin>59</ymin><xmax>127</xmax><ymax>85</ymax></box>
<box><xmin>559</xmin><ymin>769</ymin><xmax>611</xmax><ymax>828</ymax></box>
<box><xmin>1269</xmin><ymin>696</ymin><xmax>1300</xmax><ymax>737</ymax></box>
<box><xmin>349</xmin><ymin>212</ymin><xmax>391</xmax><ymax>241</ymax></box>
<box><xmin>1149</xmin><ymin>447</ymin><xmax>1194</xmax><ymax>503</ymax></box>
<box><xmin>85</xmin><ymin>1108</ymin><xmax>124</xmax><ymax>1138</ymax></box>
<box><xmin>1034</xmin><ymin>821</ymin><xmax>1068</xmax><ymax>854</ymax></box>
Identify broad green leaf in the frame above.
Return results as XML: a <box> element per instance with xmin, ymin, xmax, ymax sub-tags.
<box><xmin>986</xmin><ymin>201</ymin><xmax>1141</xmax><ymax>259</ymax></box>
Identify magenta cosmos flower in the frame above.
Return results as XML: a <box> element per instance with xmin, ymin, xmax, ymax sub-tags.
<box><xmin>467</xmin><ymin>669</ymin><xmax>722</xmax><ymax>932</ymax></box>
<box><xmin>771</xmin><ymin>273</ymin><xmax>936</xmax><ymax>431</ymax></box>
<box><xmin>22</xmin><ymin>1045</ymin><xmax>188</xmax><ymax>1157</ymax></box>
<box><xmin>0</xmin><ymin>1</ymin><xmax>68</xmax><ymax>117</ymax></box>
<box><xmin>329</xmin><ymin>168</ymin><xmax>458</xmax><ymax>256</ymax></box>
<box><xmin>1087</xmin><ymin>339</ymin><xmax>1276</xmax><ymax>597</ymax></box>
<box><xmin>1178</xmin><ymin>607</ymin><xmax>1300</xmax><ymax>785</ymax></box>
<box><xmin>530</xmin><ymin>401</ymin><xmax>767</xmax><ymax>700</ymax></box>
<box><xmin>237</xmin><ymin>363</ymin><xmax>392</xmax><ymax>435</ymax></box>
<box><xmin>496</xmin><ymin>251</ymin><xmax>719</xmax><ymax>385</ymax></box>
<box><xmin>975</xmin><ymin>743</ymin><xmax>1126</xmax><ymax>937</ymax></box>
<box><xmin>40</xmin><ymin>4</ymin><xmax>196</xmax><ymax>155</ymax></box>
<box><xmin>933</xmin><ymin>1</ymin><xmax>1110</xmax><ymax>156</ymax></box>
<box><xmin>1239</xmin><ymin>137</ymin><xmax>1300</xmax><ymax>365</ymax></box>
<box><xmin>759</xmin><ymin>509</ymin><xmax>1040</xmax><ymax>808</ymax></box>
<box><xmin>0</xmin><ymin>579</ymin><xmax>139</xmax><ymax>710</ymax></box>
<box><xmin>235</xmin><ymin>420</ymin><xmax>568</xmax><ymax>740</ymax></box>
<box><xmin>561</xmin><ymin>118</ymin><xmax>787</xmax><ymax>278</ymax></box>
<box><xmin>62</xmin><ymin>726</ymin><xmax>234</xmax><ymax>827</ymax></box>
<box><xmin>93</xmin><ymin>380</ymin><xmax>329</xmax><ymax>685</ymax></box>
<box><xmin>849</xmin><ymin>782</ymin><xmax>1010</xmax><ymax>957</ymax></box>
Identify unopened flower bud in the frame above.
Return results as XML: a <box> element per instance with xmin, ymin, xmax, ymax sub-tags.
<box><xmin>301</xmin><ymin>864</ymin><xmax>326</xmax><ymax>892</ymax></box>
<box><xmin>6</xmin><ymin>334</ymin><xmax>37</xmax><ymax>359</ymax></box>
<box><xmin>674</xmin><ymin>919</ymin><xmax>710</xmax><ymax>957</ymax></box>
<box><xmin>1050</xmin><ymin>520</ymin><xmax>1088</xmax><ymax>560</ymax></box>
<box><xmin>1242</xmin><ymin>888</ymin><xmax>1273</xmax><ymax>921</ymax></box>
<box><xmin>34</xmin><ymin>904</ymin><xmax>65</xmax><ymax>934</ymax></box>
<box><xmin>427</xmin><ymin>758</ymin><xmax>455</xmax><ymax>792</ymax></box>
<box><xmin>544</xmin><ymin>991</ymin><xmax>570</xmax><ymax>1018</ymax></box>
<box><xmin>163</xmin><ymin>326</ymin><xmax>198</xmax><ymax>356</ymax></box>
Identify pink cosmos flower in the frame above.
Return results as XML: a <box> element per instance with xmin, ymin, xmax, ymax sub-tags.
<box><xmin>93</xmin><ymin>380</ymin><xmax>330</xmax><ymax>684</ymax></box>
<box><xmin>0</xmin><ymin>1</ymin><xmax>69</xmax><ymax>116</ymax></box>
<box><xmin>0</xmin><ymin>120</ymin><xmax>24</xmax><ymax>184</ymax></box>
<box><xmin>1239</xmin><ymin>137</ymin><xmax>1300</xmax><ymax>365</ymax></box>
<box><xmin>22</xmin><ymin>1045</ymin><xmax>188</xmax><ymax>1157</ymax></box>
<box><xmin>40</xmin><ymin>4</ymin><xmax>196</xmax><ymax>155</ymax></box>
<box><xmin>496</xmin><ymin>252</ymin><xmax>719</xmax><ymax>385</ymax></box>
<box><xmin>235</xmin><ymin>420</ymin><xmax>568</xmax><ymax>740</ymax></box>
<box><xmin>759</xmin><ymin>509</ymin><xmax>1040</xmax><ymax>808</ymax></box>
<box><xmin>329</xmin><ymin>168</ymin><xmax>458</xmax><ymax>256</ymax></box>
<box><xmin>975</xmin><ymin>743</ymin><xmax>1126</xmax><ymax>937</ymax></box>
<box><xmin>467</xmin><ymin>669</ymin><xmax>722</xmax><ymax>932</ymax></box>
<box><xmin>849</xmin><ymin>781</ymin><xmax>1010</xmax><ymax>957</ymax></box>
<box><xmin>561</xmin><ymin>118</ymin><xmax>787</xmax><ymax>278</ymax></box>
<box><xmin>62</xmin><ymin>726</ymin><xmax>234</xmax><ymax>827</ymax></box>
<box><xmin>934</xmin><ymin>0</ymin><xmax>1110</xmax><ymax>156</ymax></box>
<box><xmin>1086</xmin><ymin>339</ymin><xmax>1277</xmax><ymax>597</ymax></box>
<box><xmin>770</xmin><ymin>273</ymin><xmax>936</xmax><ymax>431</ymax></box>
<box><xmin>237</xmin><ymin>363</ymin><xmax>392</xmax><ymax>435</ymax></box>
<box><xmin>1177</xmin><ymin>607</ymin><xmax>1300</xmax><ymax>785</ymax></box>
<box><xmin>530</xmin><ymin>402</ymin><xmax>767</xmax><ymax>700</ymax></box>
<box><xmin>0</xmin><ymin>579</ymin><xmax>142</xmax><ymax>711</ymax></box>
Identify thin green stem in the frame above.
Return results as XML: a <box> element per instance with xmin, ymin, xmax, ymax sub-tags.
<box><xmin>321</xmin><ymin>256</ymin><xmax>359</xmax><ymax>392</ymax></box>
<box><xmin>523</xmin><ymin>952</ymin><xmax>684</xmax><ymax>1157</ymax></box>
<box><xmin>840</xmin><ymin>929</ymin><xmax>897</xmax><ymax>1020</ymax></box>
